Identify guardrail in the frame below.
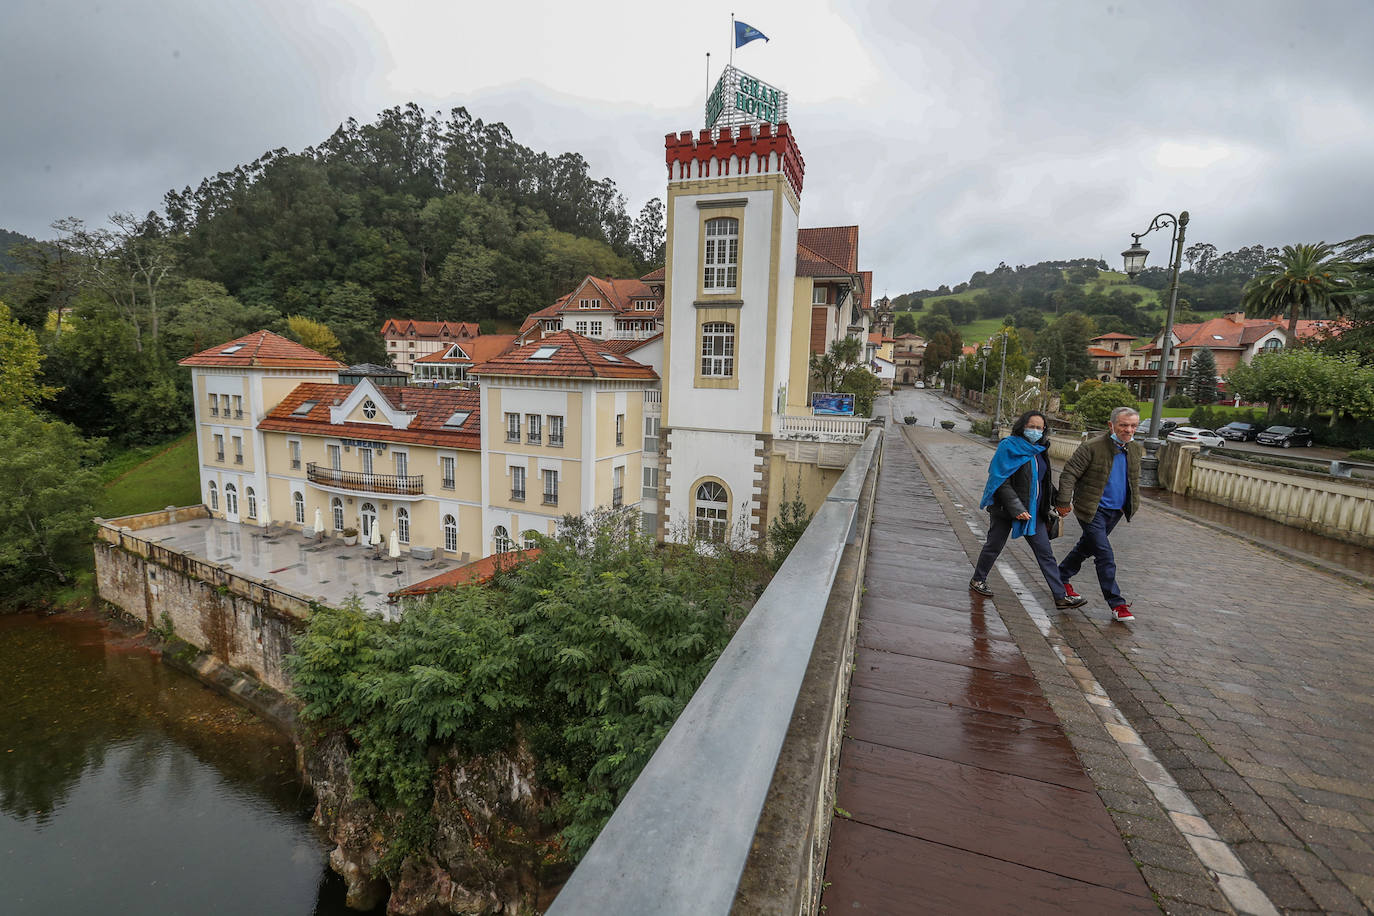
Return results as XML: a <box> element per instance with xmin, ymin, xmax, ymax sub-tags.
<box><xmin>549</xmin><ymin>429</ymin><xmax>883</xmax><ymax>915</ymax></box>
<box><xmin>306</xmin><ymin>462</ymin><xmax>424</xmax><ymax>495</ymax></box>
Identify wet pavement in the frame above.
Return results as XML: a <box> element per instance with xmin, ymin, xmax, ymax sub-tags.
<box><xmin>124</xmin><ymin>517</ymin><xmax>460</xmax><ymax>615</ymax></box>
<box><xmin>862</xmin><ymin>387</ymin><xmax>1374</xmax><ymax>914</ymax></box>
<box><xmin>819</xmin><ymin>421</ymin><xmax>1157</xmax><ymax>914</ymax></box>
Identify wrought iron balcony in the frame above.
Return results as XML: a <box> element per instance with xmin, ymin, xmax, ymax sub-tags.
<box><xmin>306</xmin><ymin>462</ymin><xmax>424</xmax><ymax>495</ymax></box>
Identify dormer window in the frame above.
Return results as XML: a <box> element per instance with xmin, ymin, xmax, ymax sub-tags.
<box><xmin>362</xmin><ymin>399</ymin><xmax>377</xmax><ymax>419</ymax></box>
<box><xmin>579</xmin><ymin>299</ymin><xmax>601</xmax><ymax>309</ymax></box>
<box><xmin>634</xmin><ymin>300</ymin><xmax>656</xmax><ymax>311</ymax></box>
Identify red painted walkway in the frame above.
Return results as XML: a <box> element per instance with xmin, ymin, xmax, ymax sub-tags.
<box><xmin>820</xmin><ymin>433</ymin><xmax>1158</xmax><ymax>914</ymax></box>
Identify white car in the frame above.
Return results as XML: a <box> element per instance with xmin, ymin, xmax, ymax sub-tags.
<box><xmin>1167</xmin><ymin>426</ymin><xmax>1224</xmax><ymax>448</ymax></box>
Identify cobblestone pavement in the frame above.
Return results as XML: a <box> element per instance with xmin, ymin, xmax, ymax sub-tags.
<box><xmin>885</xmin><ymin>389</ymin><xmax>1374</xmax><ymax>914</ymax></box>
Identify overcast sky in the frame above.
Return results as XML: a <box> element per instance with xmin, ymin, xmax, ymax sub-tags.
<box><xmin>3</xmin><ymin>0</ymin><xmax>1372</xmax><ymax>294</ymax></box>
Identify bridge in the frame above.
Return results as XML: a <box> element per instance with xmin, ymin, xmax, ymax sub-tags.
<box><xmin>549</xmin><ymin>391</ymin><xmax>1374</xmax><ymax>915</ymax></box>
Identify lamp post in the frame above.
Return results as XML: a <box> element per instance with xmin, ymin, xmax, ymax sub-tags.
<box><xmin>1122</xmin><ymin>210</ymin><xmax>1189</xmax><ymax>486</ymax></box>
<box><xmin>1036</xmin><ymin>357</ymin><xmax>1051</xmax><ymax>412</ymax></box>
<box><xmin>991</xmin><ymin>330</ymin><xmax>1008</xmax><ymax>438</ymax></box>
<box><xmin>980</xmin><ymin>344</ymin><xmax>992</xmax><ymax>401</ymax></box>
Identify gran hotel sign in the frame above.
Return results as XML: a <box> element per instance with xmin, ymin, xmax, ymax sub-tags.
<box><xmin>705</xmin><ymin>65</ymin><xmax>789</xmax><ymax>130</ymax></box>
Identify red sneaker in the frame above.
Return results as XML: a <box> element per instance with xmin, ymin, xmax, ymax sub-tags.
<box><xmin>1064</xmin><ymin>582</ymin><xmax>1082</xmax><ymax>599</ymax></box>
<box><xmin>1113</xmin><ymin>604</ymin><xmax>1135</xmax><ymax>622</ymax></box>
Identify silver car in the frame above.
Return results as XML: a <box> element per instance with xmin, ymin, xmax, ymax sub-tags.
<box><xmin>1166</xmin><ymin>427</ymin><xmax>1225</xmax><ymax>447</ymax></box>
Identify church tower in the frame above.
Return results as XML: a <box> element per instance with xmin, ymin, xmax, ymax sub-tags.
<box><xmin>875</xmin><ymin>294</ymin><xmax>894</xmax><ymax>339</ymax></box>
<box><xmin>657</xmin><ymin>123</ymin><xmax>808</xmax><ymax>546</ymax></box>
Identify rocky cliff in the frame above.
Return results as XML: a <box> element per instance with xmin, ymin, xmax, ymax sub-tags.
<box><xmin>303</xmin><ymin>732</ymin><xmax>571</xmax><ymax>914</ymax></box>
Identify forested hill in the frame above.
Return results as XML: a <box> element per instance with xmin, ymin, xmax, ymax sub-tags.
<box><xmin>893</xmin><ymin>245</ymin><xmax>1278</xmax><ymax>338</ymax></box>
<box><xmin>164</xmin><ymin>103</ymin><xmax>666</xmax><ymax>339</ymax></box>
<box><xmin>0</xmin><ymin>229</ymin><xmax>39</xmax><ymax>273</ymax></box>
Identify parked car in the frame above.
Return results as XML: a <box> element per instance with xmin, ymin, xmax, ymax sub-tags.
<box><xmin>1217</xmin><ymin>421</ymin><xmax>1261</xmax><ymax>442</ymax></box>
<box><xmin>1255</xmin><ymin>425</ymin><xmax>1315</xmax><ymax>448</ymax></box>
<box><xmin>1167</xmin><ymin>427</ymin><xmax>1225</xmax><ymax>448</ymax></box>
<box><xmin>1155</xmin><ymin>419</ymin><xmax>1181</xmax><ymax>437</ymax></box>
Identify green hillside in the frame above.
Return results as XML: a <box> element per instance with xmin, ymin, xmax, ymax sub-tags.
<box><xmin>97</xmin><ymin>433</ymin><xmax>201</xmax><ymax>519</ymax></box>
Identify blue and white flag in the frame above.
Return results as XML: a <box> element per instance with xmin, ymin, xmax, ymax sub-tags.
<box><xmin>735</xmin><ymin>20</ymin><xmax>768</xmax><ymax>48</ymax></box>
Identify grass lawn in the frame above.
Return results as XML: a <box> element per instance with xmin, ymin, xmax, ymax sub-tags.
<box><xmin>97</xmin><ymin>432</ymin><xmax>201</xmax><ymax>519</ymax></box>
<box><xmin>955</xmin><ymin>317</ymin><xmax>1009</xmax><ymax>344</ymax></box>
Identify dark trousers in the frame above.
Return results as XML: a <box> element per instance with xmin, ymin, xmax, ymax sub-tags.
<box><xmin>973</xmin><ymin>512</ymin><xmax>1066</xmax><ymax>600</ymax></box>
<box><xmin>1057</xmin><ymin>507</ymin><xmax>1125</xmax><ymax>607</ymax></box>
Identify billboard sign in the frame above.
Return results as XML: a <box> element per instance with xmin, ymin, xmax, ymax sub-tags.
<box><xmin>811</xmin><ymin>392</ymin><xmax>855</xmax><ymax>416</ymax></box>
<box><xmin>705</xmin><ymin>65</ymin><xmax>788</xmax><ymax>130</ymax></box>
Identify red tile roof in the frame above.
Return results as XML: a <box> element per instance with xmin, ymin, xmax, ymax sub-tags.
<box><xmin>640</xmin><ymin>266</ymin><xmax>665</xmax><ymax>282</ymax></box>
<box><xmin>389</xmin><ymin>549</ymin><xmax>540</xmax><ymax>599</ymax></box>
<box><xmin>857</xmin><ymin>270</ymin><xmax>873</xmax><ymax>311</ymax></box>
<box><xmin>596</xmin><ymin>332</ymin><xmax>664</xmax><ymax>354</ymax></box>
<box><xmin>412</xmin><ymin>335</ymin><xmax>518</xmax><ymax>365</ymax></box>
<box><xmin>257</xmin><ymin>383</ymin><xmax>482</xmax><ymax>450</ymax></box>
<box><xmin>1088</xmin><ymin>347</ymin><xmax>1126</xmax><ymax>358</ymax></box>
<box><xmin>797</xmin><ymin>226</ymin><xmax>858</xmax><ymax>274</ymax></box>
<box><xmin>473</xmin><ymin>330</ymin><xmax>659</xmax><ymax>380</ymax></box>
<box><xmin>178</xmin><ymin>330</ymin><xmax>345</xmax><ymax>370</ymax></box>
<box><xmin>380</xmin><ymin>319</ymin><xmax>479</xmax><ymax>339</ymax></box>
<box><xmin>1092</xmin><ymin>332</ymin><xmax>1138</xmax><ymax>341</ymax></box>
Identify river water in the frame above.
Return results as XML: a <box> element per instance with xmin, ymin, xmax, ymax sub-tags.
<box><xmin>0</xmin><ymin>613</ymin><xmax>382</xmax><ymax>916</ymax></box>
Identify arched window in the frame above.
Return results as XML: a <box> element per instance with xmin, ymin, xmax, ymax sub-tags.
<box><xmin>396</xmin><ymin>507</ymin><xmax>410</xmax><ymax>544</ymax></box>
<box><xmin>246</xmin><ymin>487</ymin><xmax>257</xmax><ymax>519</ymax></box>
<box><xmin>493</xmin><ymin>525</ymin><xmax>513</xmax><ymax>554</ymax></box>
<box><xmin>224</xmin><ymin>483</ymin><xmax>238</xmax><ymax>515</ymax></box>
<box><xmin>208</xmin><ymin>481</ymin><xmax>219</xmax><ymax>511</ymax></box>
<box><xmin>703</xmin><ymin>217</ymin><xmax>738</xmax><ymax>291</ymax></box>
<box><xmin>522</xmin><ymin>529</ymin><xmax>539</xmax><ymax>550</ymax></box>
<box><xmin>1263</xmin><ymin>338</ymin><xmax>1283</xmax><ymax>351</ymax></box>
<box><xmin>701</xmin><ymin>322</ymin><xmax>735</xmax><ymax>377</ymax></box>
<box><xmin>293</xmin><ymin>491</ymin><xmax>305</xmax><ymax>524</ymax></box>
<box><xmin>331</xmin><ymin>497</ymin><xmax>344</xmax><ymax>531</ymax></box>
<box><xmin>694</xmin><ymin>481</ymin><xmax>729</xmax><ymax>543</ymax></box>
<box><xmin>443</xmin><ymin>514</ymin><xmax>458</xmax><ymax>552</ymax></box>
<box><xmin>360</xmin><ymin>502</ymin><xmax>377</xmax><ymax>542</ymax></box>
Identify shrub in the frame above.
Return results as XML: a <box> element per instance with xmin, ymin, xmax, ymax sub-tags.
<box><xmin>1165</xmin><ymin>393</ymin><xmax>1195</xmax><ymax>409</ymax></box>
<box><xmin>970</xmin><ymin>418</ymin><xmax>994</xmax><ymax>438</ymax></box>
<box><xmin>1073</xmin><ymin>382</ymin><xmax>1136</xmax><ymax>426</ymax></box>
<box><xmin>1348</xmin><ymin>449</ymin><xmax>1374</xmax><ymax>462</ymax></box>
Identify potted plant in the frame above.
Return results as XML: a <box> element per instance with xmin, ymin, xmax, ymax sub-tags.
<box><xmin>904</xmin><ymin>415</ymin><xmax>917</xmax><ymax>425</ymax></box>
<box><xmin>342</xmin><ymin>527</ymin><xmax>358</xmax><ymax>546</ymax></box>
<box><xmin>940</xmin><ymin>419</ymin><xmax>956</xmax><ymax>430</ymax></box>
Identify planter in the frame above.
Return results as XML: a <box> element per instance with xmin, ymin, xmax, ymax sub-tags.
<box><xmin>343</xmin><ymin>535</ymin><xmax>358</xmax><ymax>546</ymax></box>
<box><xmin>904</xmin><ymin>416</ymin><xmax>917</xmax><ymax>425</ymax></box>
<box><xmin>941</xmin><ymin>420</ymin><xmax>956</xmax><ymax>430</ymax></box>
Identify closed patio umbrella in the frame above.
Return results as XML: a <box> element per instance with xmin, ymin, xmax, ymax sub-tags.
<box><xmin>313</xmin><ymin>508</ymin><xmax>323</xmax><ymax>536</ymax></box>
<box><xmin>389</xmin><ymin>529</ymin><xmax>402</xmax><ymax>574</ymax></box>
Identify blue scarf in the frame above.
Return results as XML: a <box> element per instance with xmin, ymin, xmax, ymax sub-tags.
<box><xmin>979</xmin><ymin>435</ymin><xmax>1045</xmax><ymax>538</ymax></box>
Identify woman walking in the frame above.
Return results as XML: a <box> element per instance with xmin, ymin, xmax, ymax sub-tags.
<box><xmin>969</xmin><ymin>410</ymin><xmax>1086</xmax><ymax>609</ymax></box>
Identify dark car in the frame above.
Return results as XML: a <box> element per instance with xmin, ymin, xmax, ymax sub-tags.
<box><xmin>1217</xmin><ymin>421</ymin><xmax>1261</xmax><ymax>442</ymax></box>
<box><xmin>1255</xmin><ymin>425</ymin><xmax>1315</xmax><ymax>448</ymax></box>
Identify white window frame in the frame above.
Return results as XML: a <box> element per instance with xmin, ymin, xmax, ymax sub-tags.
<box><xmin>548</xmin><ymin>415</ymin><xmax>565</xmax><ymax>447</ymax></box>
<box><xmin>441</xmin><ymin>455</ymin><xmax>456</xmax><ymax>489</ymax></box>
<box><xmin>574</xmin><ymin>320</ymin><xmax>589</xmax><ymax>335</ymax></box>
<box><xmin>616</xmin><ymin>413</ymin><xmax>624</xmax><ymax>446</ymax></box>
<box><xmin>542</xmin><ymin>469</ymin><xmax>559</xmax><ymax>506</ymax></box>
<box><xmin>362</xmin><ymin>398</ymin><xmax>377</xmax><ymax>419</ymax></box>
<box><xmin>701</xmin><ymin>322</ymin><xmax>736</xmax><ymax>377</ymax></box>
<box><xmin>209</xmin><ymin>393</ymin><xmax>219</xmax><ymax>417</ymax></box>
<box><xmin>214</xmin><ymin>434</ymin><xmax>225</xmax><ymax>462</ymax></box>
<box><xmin>590</xmin><ymin>320</ymin><xmax>603</xmax><ymax>337</ymax></box>
<box><xmin>293</xmin><ymin>491</ymin><xmax>305</xmax><ymax>524</ymax></box>
<box><xmin>494</xmin><ymin>525</ymin><xmax>513</xmax><ymax>554</ymax></box>
<box><xmin>208</xmin><ymin>481</ymin><xmax>219</xmax><ymax>510</ymax></box>
<box><xmin>703</xmin><ymin>217</ymin><xmax>739</xmax><ymax>292</ymax></box>
<box><xmin>578</xmin><ymin>298</ymin><xmax>601</xmax><ymax>309</ymax></box>
<box><xmin>642</xmin><ymin>466</ymin><xmax>659</xmax><ymax>497</ymax></box>
<box><xmin>232</xmin><ymin>435</ymin><xmax>243</xmax><ymax>465</ymax></box>
<box><xmin>443</xmin><ymin>514</ymin><xmax>458</xmax><ymax>552</ymax></box>
<box><xmin>506</xmin><ymin>412</ymin><xmax>521</xmax><ymax>443</ymax></box>
<box><xmin>526</xmin><ymin>414</ymin><xmax>541</xmax><ymax>444</ymax></box>
<box><xmin>694</xmin><ymin>481</ymin><xmax>728</xmax><ymax>542</ymax></box>
<box><xmin>812</xmin><ymin>286</ymin><xmax>827</xmax><ymax>305</ymax></box>
<box><xmin>511</xmin><ymin>465</ymin><xmax>526</xmax><ymax>501</ymax></box>
<box><xmin>289</xmin><ymin>439</ymin><xmax>301</xmax><ymax>470</ymax></box>
<box><xmin>224</xmin><ymin>483</ymin><xmax>239</xmax><ymax>516</ymax></box>
<box><xmin>328</xmin><ymin>444</ymin><xmax>342</xmax><ymax>471</ymax></box>
<box><xmin>394</xmin><ymin>451</ymin><xmax>408</xmax><ymax>479</ymax></box>
<box><xmin>332</xmin><ymin>497</ymin><xmax>344</xmax><ymax>531</ymax></box>
<box><xmin>245</xmin><ymin>487</ymin><xmax>257</xmax><ymax>519</ymax></box>
<box><xmin>396</xmin><ymin>507</ymin><xmax>410</xmax><ymax>544</ymax></box>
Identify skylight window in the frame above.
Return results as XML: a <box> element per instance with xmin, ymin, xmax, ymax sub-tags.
<box><xmin>290</xmin><ymin>400</ymin><xmax>318</xmax><ymax>416</ymax></box>
<box><xmin>530</xmin><ymin>346</ymin><xmax>560</xmax><ymax>360</ymax></box>
<box><xmin>220</xmin><ymin>344</ymin><xmax>244</xmax><ymax>354</ymax></box>
<box><xmin>1212</xmin><ymin>335</ymin><xmax>1224</xmax><ymax>340</ymax></box>
<box><xmin>599</xmin><ymin>352</ymin><xmax>622</xmax><ymax>363</ymax></box>
<box><xmin>443</xmin><ymin>411</ymin><xmax>471</xmax><ymax>428</ymax></box>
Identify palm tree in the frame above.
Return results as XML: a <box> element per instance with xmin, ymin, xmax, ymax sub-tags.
<box><xmin>1240</xmin><ymin>243</ymin><xmax>1355</xmax><ymax>344</ymax></box>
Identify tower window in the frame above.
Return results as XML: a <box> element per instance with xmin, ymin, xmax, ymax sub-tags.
<box><xmin>703</xmin><ymin>218</ymin><xmax>739</xmax><ymax>292</ymax></box>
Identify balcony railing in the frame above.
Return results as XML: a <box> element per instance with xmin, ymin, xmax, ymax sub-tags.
<box><xmin>549</xmin><ymin>434</ymin><xmax>564</xmax><ymax>448</ymax></box>
<box><xmin>543</xmin><ymin>490</ymin><xmax>559</xmax><ymax>506</ymax></box>
<box><xmin>306</xmin><ymin>462</ymin><xmax>424</xmax><ymax>495</ymax></box>
<box><xmin>512</xmin><ymin>489</ymin><xmax>526</xmax><ymax>501</ymax></box>
<box><xmin>612</xmin><ymin>486</ymin><xmax>623</xmax><ymax>508</ymax></box>
<box><xmin>775</xmin><ymin>413</ymin><xmax>871</xmax><ymax>443</ymax></box>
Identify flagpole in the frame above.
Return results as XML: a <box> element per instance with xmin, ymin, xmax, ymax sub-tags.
<box><xmin>730</xmin><ymin>13</ymin><xmax>735</xmax><ymax>68</ymax></box>
<box><xmin>705</xmin><ymin>52</ymin><xmax>710</xmax><ymax>99</ymax></box>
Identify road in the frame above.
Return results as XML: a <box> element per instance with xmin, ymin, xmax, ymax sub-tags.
<box><xmin>878</xmin><ymin>386</ymin><xmax>1374</xmax><ymax>914</ymax></box>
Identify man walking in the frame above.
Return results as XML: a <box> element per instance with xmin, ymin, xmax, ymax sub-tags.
<box><xmin>1054</xmin><ymin>406</ymin><xmax>1143</xmax><ymax>622</ymax></box>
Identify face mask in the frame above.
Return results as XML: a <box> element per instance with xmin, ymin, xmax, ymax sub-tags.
<box><xmin>1024</xmin><ymin>429</ymin><xmax>1043</xmax><ymax>443</ymax></box>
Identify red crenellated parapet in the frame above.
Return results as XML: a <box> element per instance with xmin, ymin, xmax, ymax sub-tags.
<box><xmin>664</xmin><ymin>122</ymin><xmax>805</xmax><ymax>197</ymax></box>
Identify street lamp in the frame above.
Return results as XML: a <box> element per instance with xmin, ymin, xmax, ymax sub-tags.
<box><xmin>980</xmin><ymin>345</ymin><xmax>992</xmax><ymax>397</ymax></box>
<box><xmin>991</xmin><ymin>330</ymin><xmax>1009</xmax><ymax>438</ymax></box>
<box><xmin>1122</xmin><ymin>211</ymin><xmax>1189</xmax><ymax>441</ymax></box>
<box><xmin>1036</xmin><ymin>357</ymin><xmax>1051</xmax><ymax>411</ymax></box>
